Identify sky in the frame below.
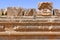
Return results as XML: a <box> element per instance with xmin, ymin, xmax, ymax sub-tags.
<box><xmin>0</xmin><ymin>0</ymin><xmax>60</xmax><ymax>9</ymax></box>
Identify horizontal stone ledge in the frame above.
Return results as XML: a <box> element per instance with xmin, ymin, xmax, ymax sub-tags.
<box><xmin>0</xmin><ymin>31</ymin><xmax>60</xmax><ymax>36</ymax></box>
<box><xmin>0</xmin><ymin>22</ymin><xmax>52</xmax><ymax>24</ymax></box>
<box><xmin>0</xmin><ymin>22</ymin><xmax>60</xmax><ymax>26</ymax></box>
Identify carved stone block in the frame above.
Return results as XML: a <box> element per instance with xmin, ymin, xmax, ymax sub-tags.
<box><xmin>24</xmin><ymin>9</ymin><xmax>36</xmax><ymax>16</ymax></box>
<box><xmin>17</xmin><ymin>8</ymin><xmax>25</xmax><ymax>16</ymax></box>
<box><xmin>38</xmin><ymin>2</ymin><xmax>53</xmax><ymax>11</ymax></box>
<box><xmin>37</xmin><ymin>2</ymin><xmax>53</xmax><ymax>16</ymax></box>
<box><xmin>53</xmin><ymin>9</ymin><xmax>60</xmax><ymax>16</ymax></box>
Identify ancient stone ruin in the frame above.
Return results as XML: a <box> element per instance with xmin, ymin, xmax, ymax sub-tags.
<box><xmin>0</xmin><ymin>2</ymin><xmax>59</xmax><ymax>40</ymax></box>
<box><xmin>0</xmin><ymin>2</ymin><xmax>59</xmax><ymax>16</ymax></box>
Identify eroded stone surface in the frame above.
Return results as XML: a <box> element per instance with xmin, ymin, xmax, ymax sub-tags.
<box><xmin>0</xmin><ymin>2</ymin><xmax>54</xmax><ymax>16</ymax></box>
<box><xmin>53</xmin><ymin>9</ymin><xmax>60</xmax><ymax>16</ymax></box>
<box><xmin>24</xmin><ymin>9</ymin><xmax>36</xmax><ymax>16</ymax></box>
<box><xmin>38</xmin><ymin>2</ymin><xmax>53</xmax><ymax>10</ymax></box>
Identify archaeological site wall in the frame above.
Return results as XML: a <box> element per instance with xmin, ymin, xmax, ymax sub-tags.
<box><xmin>0</xmin><ymin>2</ymin><xmax>59</xmax><ymax>40</ymax></box>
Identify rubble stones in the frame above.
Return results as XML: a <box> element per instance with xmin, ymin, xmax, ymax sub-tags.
<box><xmin>0</xmin><ymin>2</ymin><xmax>59</xmax><ymax>16</ymax></box>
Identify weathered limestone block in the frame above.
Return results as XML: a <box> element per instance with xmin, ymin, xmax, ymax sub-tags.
<box><xmin>3</xmin><ymin>8</ymin><xmax>7</xmax><ymax>15</ymax></box>
<box><xmin>41</xmin><ymin>12</ymin><xmax>52</xmax><ymax>16</ymax></box>
<box><xmin>38</xmin><ymin>2</ymin><xmax>53</xmax><ymax>10</ymax></box>
<box><xmin>6</xmin><ymin>7</ymin><xmax>24</xmax><ymax>16</ymax></box>
<box><xmin>53</xmin><ymin>9</ymin><xmax>60</xmax><ymax>16</ymax></box>
<box><xmin>0</xmin><ymin>9</ymin><xmax>7</xmax><ymax>16</ymax></box>
<box><xmin>7</xmin><ymin>7</ymin><xmax>18</xmax><ymax>16</ymax></box>
<box><xmin>37</xmin><ymin>2</ymin><xmax>53</xmax><ymax>16</ymax></box>
<box><xmin>24</xmin><ymin>9</ymin><xmax>36</xmax><ymax>16</ymax></box>
<box><xmin>36</xmin><ymin>10</ymin><xmax>42</xmax><ymax>16</ymax></box>
<box><xmin>0</xmin><ymin>9</ymin><xmax>3</xmax><ymax>16</ymax></box>
<box><xmin>36</xmin><ymin>10</ymin><xmax>52</xmax><ymax>16</ymax></box>
<box><xmin>17</xmin><ymin>8</ymin><xmax>25</xmax><ymax>16</ymax></box>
